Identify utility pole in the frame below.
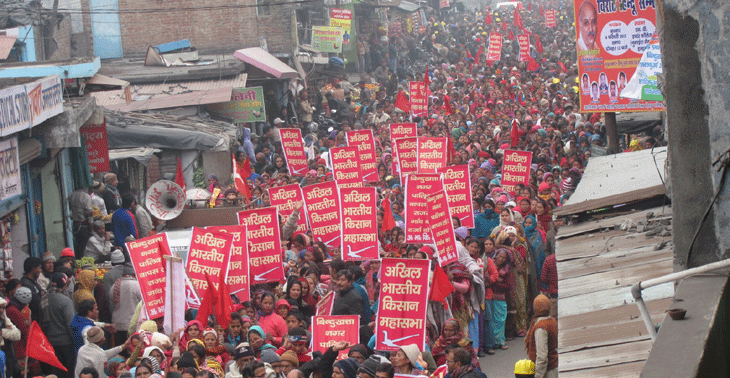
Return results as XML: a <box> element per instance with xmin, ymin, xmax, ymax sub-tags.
<box><xmin>604</xmin><ymin>111</ymin><xmax>619</xmax><ymax>154</ymax></box>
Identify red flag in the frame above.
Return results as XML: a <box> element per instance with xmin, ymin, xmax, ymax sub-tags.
<box><xmin>539</xmin><ymin>4</ymin><xmax>544</xmax><ymax>15</ymax></box>
<box><xmin>513</xmin><ymin>8</ymin><xmax>522</xmax><ymax>28</ymax></box>
<box><xmin>516</xmin><ymin>2</ymin><xmax>524</xmax><ymax>10</ymax></box>
<box><xmin>446</xmin><ymin>131</ymin><xmax>456</xmax><ymax>164</ymax></box>
<box><xmin>27</xmin><ymin>321</ymin><xmax>67</xmax><ymax>371</ymax></box>
<box><xmin>502</xmin><ymin>22</ymin><xmax>507</xmax><ymax>31</ymax></box>
<box><xmin>527</xmin><ymin>2</ymin><xmax>532</xmax><ymax>11</ymax></box>
<box><xmin>423</xmin><ymin>65</ymin><xmax>430</xmax><ymax>91</ymax></box>
<box><xmin>485</xmin><ymin>14</ymin><xmax>492</xmax><ymax>25</ymax></box>
<box><xmin>429</xmin><ymin>264</ymin><xmax>454</xmax><ymax>306</ymax></box>
<box><xmin>232</xmin><ymin>154</ymin><xmax>252</xmax><ymax>201</ymax></box>
<box><xmin>510</xmin><ymin>119</ymin><xmax>521</xmax><ymax>147</ymax></box>
<box><xmin>381</xmin><ymin>196</ymin><xmax>396</xmax><ymax>233</ymax></box>
<box><xmin>443</xmin><ymin>94</ymin><xmax>454</xmax><ymax>115</ymax></box>
<box><xmin>559</xmin><ymin>61</ymin><xmax>567</xmax><ymax>72</ymax></box>
<box><xmin>195</xmin><ymin>274</ymin><xmax>219</xmax><ymax>325</ymax></box>
<box><xmin>508</xmin><ymin>30</ymin><xmax>515</xmax><ymax>40</ymax></box>
<box><xmin>527</xmin><ymin>56</ymin><xmax>540</xmax><ymax>71</ymax></box>
<box><xmin>477</xmin><ymin>45</ymin><xmax>483</xmax><ymax>65</ymax></box>
<box><xmin>430</xmin><ymin>365</ymin><xmax>449</xmax><ymax>378</ymax></box>
<box><xmin>395</xmin><ymin>90</ymin><xmax>410</xmax><ymax>113</ymax></box>
<box><xmin>216</xmin><ymin>270</ymin><xmax>233</xmax><ymax>330</ymax></box>
<box><xmin>175</xmin><ymin>156</ymin><xmax>187</xmax><ymax>192</ymax></box>
<box><xmin>536</xmin><ymin>37</ymin><xmax>544</xmax><ymax>54</ymax></box>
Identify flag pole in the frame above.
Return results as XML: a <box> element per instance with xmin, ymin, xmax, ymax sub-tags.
<box><xmin>23</xmin><ymin>356</ymin><xmax>28</xmax><ymax>378</ymax></box>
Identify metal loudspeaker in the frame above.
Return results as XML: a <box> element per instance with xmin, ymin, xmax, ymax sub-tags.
<box><xmin>145</xmin><ymin>180</ymin><xmax>186</xmax><ymax>220</ymax></box>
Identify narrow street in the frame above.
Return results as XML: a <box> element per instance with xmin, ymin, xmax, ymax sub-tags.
<box><xmin>478</xmin><ymin>337</ymin><xmax>526</xmax><ymax>377</ymax></box>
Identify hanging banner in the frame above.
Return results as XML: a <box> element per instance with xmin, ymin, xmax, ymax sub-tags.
<box><xmin>330</xmin><ymin>9</ymin><xmax>352</xmax><ymax>45</ymax></box>
<box><xmin>302</xmin><ymin>181</ymin><xmax>341</xmax><ymax>247</ymax></box>
<box><xmin>487</xmin><ymin>33</ymin><xmax>503</xmax><ymax>62</ymax></box>
<box><xmin>439</xmin><ymin>0</ymin><xmax>450</xmax><ymax>8</ymax></box>
<box><xmin>207</xmin><ymin>87</ymin><xmax>266</xmax><ymax>123</ymax></box>
<box><xmin>426</xmin><ymin>190</ymin><xmax>459</xmax><ymax>267</ymax></box>
<box><xmin>340</xmin><ymin>187</ymin><xmax>378</xmax><ymax>261</ymax></box>
<box><xmin>312</xmin><ymin>26</ymin><xmax>344</xmax><ymax>53</ymax></box>
<box><xmin>80</xmin><ymin>120</ymin><xmax>110</xmax><ymax>173</ymax></box>
<box><xmin>0</xmin><ymin>137</ymin><xmax>21</xmax><ymax>202</ymax></box>
<box><xmin>346</xmin><ymin>130</ymin><xmax>378</xmax><ymax>182</ymax></box>
<box><xmin>620</xmin><ymin>34</ymin><xmax>663</xmax><ymax>102</ymax></box>
<box><xmin>268</xmin><ymin>184</ymin><xmax>308</xmax><ymax>237</ymax></box>
<box><xmin>501</xmin><ymin>150</ymin><xmax>532</xmax><ymax>196</ymax></box>
<box><xmin>545</xmin><ymin>9</ymin><xmax>556</xmax><ymax>27</ymax></box>
<box><xmin>375</xmin><ymin>258</ymin><xmax>431</xmax><ymax>352</ymax></box>
<box><xmin>279</xmin><ymin>128</ymin><xmax>309</xmax><ymax>176</ymax></box>
<box><xmin>316</xmin><ymin>291</ymin><xmax>335</xmax><ymax>316</ymax></box>
<box><xmin>237</xmin><ymin>207</ymin><xmax>285</xmax><ymax>284</ymax></box>
<box><xmin>404</xmin><ymin>174</ymin><xmax>442</xmax><ymax>243</ymax></box>
<box><xmin>437</xmin><ymin>165</ymin><xmax>474</xmax><ymax>229</ymax></box>
<box><xmin>417</xmin><ymin>137</ymin><xmax>448</xmax><ymax>173</ymax></box>
<box><xmin>573</xmin><ymin>0</ymin><xmax>662</xmax><ymax>112</ymax></box>
<box><xmin>409</xmin><ymin>81</ymin><xmax>428</xmax><ymax>117</ymax></box>
<box><xmin>186</xmin><ymin>228</ymin><xmax>233</xmax><ymax>295</ymax></box>
<box><xmin>126</xmin><ymin>234</ymin><xmax>173</xmax><ymax>319</ymax></box>
<box><xmin>330</xmin><ymin>146</ymin><xmax>364</xmax><ymax>187</ymax></box>
<box><xmin>394</xmin><ymin>137</ymin><xmax>418</xmax><ymax>177</ymax></box>
<box><xmin>0</xmin><ymin>75</ymin><xmax>63</xmax><ymax>137</ymax></box>
<box><xmin>517</xmin><ymin>34</ymin><xmax>530</xmax><ymax>62</ymax></box>
<box><xmin>206</xmin><ymin>225</ymin><xmax>250</xmax><ymax>300</ymax></box>
<box><xmin>312</xmin><ymin>315</ymin><xmax>360</xmax><ymax>359</ymax></box>
<box><xmin>390</xmin><ymin>123</ymin><xmax>417</xmax><ymax>175</ymax></box>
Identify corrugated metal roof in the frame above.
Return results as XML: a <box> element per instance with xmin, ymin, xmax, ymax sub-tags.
<box><xmin>556</xmin><ymin>206</ymin><xmax>674</xmax><ymax>377</ymax></box>
<box><xmin>89</xmin><ymin>73</ymin><xmax>247</xmax><ymax>107</ymax></box>
<box><xmin>0</xmin><ymin>35</ymin><xmax>16</xmax><ymax>60</ymax></box>
<box><xmin>554</xmin><ymin>147</ymin><xmax>668</xmax><ymax>216</ymax></box>
<box><xmin>105</xmin><ymin>87</ymin><xmax>233</xmax><ymax>112</ymax></box>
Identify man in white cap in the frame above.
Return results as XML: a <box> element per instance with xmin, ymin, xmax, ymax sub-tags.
<box><xmin>75</xmin><ymin>326</ymin><xmax>130</xmax><ymax>378</ymax></box>
<box><xmin>84</xmin><ymin>221</ymin><xmax>112</xmax><ymax>262</ymax></box>
<box><xmin>102</xmin><ymin>250</ymin><xmax>126</xmax><ymax>294</ymax></box>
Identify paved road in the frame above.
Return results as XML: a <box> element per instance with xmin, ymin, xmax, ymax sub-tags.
<box><xmin>477</xmin><ymin>336</ymin><xmax>528</xmax><ymax>378</ymax></box>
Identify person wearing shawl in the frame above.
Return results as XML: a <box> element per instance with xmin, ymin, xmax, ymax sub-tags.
<box><xmin>445</xmin><ymin>262</ymin><xmax>474</xmax><ymax>341</ymax></box>
<box><xmin>431</xmin><ymin>319</ymin><xmax>471</xmax><ymax>366</ymax></box>
<box><xmin>491</xmin><ymin>248</ymin><xmax>514</xmax><ymax>350</ymax></box>
<box><xmin>104</xmin><ymin>356</ymin><xmax>127</xmax><ymax>378</ymax></box>
<box><xmin>389</xmin><ymin>344</ymin><xmax>429</xmax><ymax>375</ymax></box>
<box><xmin>202</xmin><ymin>328</ymin><xmax>230</xmax><ymax>366</ymax></box>
<box><xmin>524</xmin><ymin>295</ymin><xmax>558</xmax><ymax>378</ymax></box>
<box><xmin>178</xmin><ymin>320</ymin><xmax>203</xmax><ymax>351</ymax></box>
<box><xmin>497</xmin><ymin>227</ymin><xmax>530</xmax><ymax>337</ymax></box>
<box><xmin>523</xmin><ymin>215</ymin><xmax>548</xmax><ymax>291</ymax></box>
<box><xmin>473</xmin><ymin>199</ymin><xmax>499</xmax><ymax>239</ymax></box>
<box><xmin>255</xmin><ymin>293</ymin><xmax>288</xmax><ymax>347</ymax></box>
<box><xmin>73</xmin><ymin>269</ymin><xmax>98</xmax><ymax>306</ymax></box>
<box><xmin>247</xmin><ymin>325</ymin><xmax>276</xmax><ymax>358</ymax></box>
<box><xmin>142</xmin><ymin>346</ymin><xmax>166</xmax><ymax>373</ymax></box>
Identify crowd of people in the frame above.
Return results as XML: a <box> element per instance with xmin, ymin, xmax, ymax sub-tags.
<box><xmin>0</xmin><ymin>2</ymin><xmax>669</xmax><ymax>378</ymax></box>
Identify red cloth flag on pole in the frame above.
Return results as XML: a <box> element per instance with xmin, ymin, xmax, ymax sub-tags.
<box><xmin>508</xmin><ymin>30</ymin><xmax>515</xmax><ymax>41</ymax></box>
<box><xmin>539</xmin><ymin>4</ymin><xmax>544</xmax><ymax>15</ymax></box>
<box><xmin>535</xmin><ymin>37</ymin><xmax>544</xmax><ymax>54</ymax></box>
<box><xmin>443</xmin><ymin>94</ymin><xmax>454</xmax><ymax>115</ymax></box>
<box><xmin>175</xmin><ymin>156</ymin><xmax>187</xmax><ymax>192</ymax></box>
<box><xmin>477</xmin><ymin>45</ymin><xmax>483</xmax><ymax>64</ymax></box>
<box><xmin>485</xmin><ymin>14</ymin><xmax>492</xmax><ymax>24</ymax></box>
<box><xmin>429</xmin><ymin>264</ymin><xmax>454</xmax><ymax>306</ymax></box>
<box><xmin>516</xmin><ymin>2</ymin><xmax>524</xmax><ymax>10</ymax></box>
<box><xmin>527</xmin><ymin>56</ymin><xmax>540</xmax><ymax>71</ymax></box>
<box><xmin>513</xmin><ymin>8</ymin><xmax>522</xmax><ymax>28</ymax></box>
<box><xmin>27</xmin><ymin>321</ymin><xmax>67</xmax><ymax>371</ymax></box>
<box><xmin>559</xmin><ymin>61</ymin><xmax>567</xmax><ymax>72</ymax></box>
<box><xmin>381</xmin><ymin>196</ymin><xmax>396</xmax><ymax>232</ymax></box>
<box><xmin>195</xmin><ymin>274</ymin><xmax>219</xmax><ymax>325</ymax></box>
<box><xmin>394</xmin><ymin>90</ymin><xmax>410</xmax><ymax>113</ymax></box>
<box><xmin>423</xmin><ymin>65</ymin><xmax>430</xmax><ymax>92</ymax></box>
<box><xmin>446</xmin><ymin>132</ymin><xmax>456</xmax><ymax>164</ymax></box>
<box><xmin>216</xmin><ymin>270</ymin><xmax>233</xmax><ymax>329</ymax></box>
<box><xmin>528</xmin><ymin>2</ymin><xmax>532</xmax><ymax>11</ymax></box>
<box><xmin>502</xmin><ymin>21</ymin><xmax>507</xmax><ymax>31</ymax></box>
<box><xmin>232</xmin><ymin>154</ymin><xmax>252</xmax><ymax>201</ymax></box>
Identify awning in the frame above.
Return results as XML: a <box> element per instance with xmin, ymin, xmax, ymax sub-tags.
<box><xmin>397</xmin><ymin>1</ymin><xmax>421</xmax><ymax>12</ymax></box>
<box><xmin>109</xmin><ymin>147</ymin><xmax>161</xmax><ymax>165</ymax></box>
<box><xmin>0</xmin><ymin>35</ymin><xmax>16</xmax><ymax>60</ymax></box>
<box><xmin>234</xmin><ymin>47</ymin><xmax>300</xmax><ymax>79</ymax></box>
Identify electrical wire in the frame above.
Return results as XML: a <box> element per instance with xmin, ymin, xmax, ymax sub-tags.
<box><xmin>1</xmin><ymin>1</ymin><xmax>317</xmax><ymax>15</ymax></box>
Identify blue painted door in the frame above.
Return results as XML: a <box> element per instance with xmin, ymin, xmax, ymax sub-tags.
<box><xmin>90</xmin><ymin>0</ymin><xmax>123</xmax><ymax>58</ymax></box>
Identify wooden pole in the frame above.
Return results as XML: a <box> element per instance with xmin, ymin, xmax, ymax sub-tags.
<box><xmin>604</xmin><ymin>112</ymin><xmax>620</xmax><ymax>154</ymax></box>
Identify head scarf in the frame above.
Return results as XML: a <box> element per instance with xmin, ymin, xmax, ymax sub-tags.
<box><xmin>73</xmin><ymin>270</ymin><xmax>97</xmax><ymax>304</ymax></box>
<box><xmin>525</xmin><ymin>294</ymin><xmax>553</xmax><ymax>353</ymax></box>
<box><xmin>105</xmin><ymin>356</ymin><xmax>126</xmax><ymax>378</ymax></box>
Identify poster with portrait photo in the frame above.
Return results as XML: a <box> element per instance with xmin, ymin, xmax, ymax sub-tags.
<box><xmin>590</xmin><ymin>82</ymin><xmax>600</xmax><ymax>103</ymax></box>
<box><xmin>609</xmin><ymin>81</ymin><xmax>619</xmax><ymax>102</ymax></box>
<box><xmin>573</xmin><ymin>0</ymin><xmax>664</xmax><ymax>112</ymax></box>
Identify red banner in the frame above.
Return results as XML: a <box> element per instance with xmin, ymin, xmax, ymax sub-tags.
<box><xmin>390</xmin><ymin>123</ymin><xmax>417</xmax><ymax>175</ymax></box>
<box><xmin>375</xmin><ymin>258</ymin><xmax>431</xmax><ymax>352</ymax></box>
<box><xmin>302</xmin><ymin>181</ymin><xmax>341</xmax><ymax>247</ymax></box>
<box><xmin>426</xmin><ymin>190</ymin><xmax>459</xmax><ymax>267</ymax></box>
<box><xmin>311</xmin><ymin>315</ymin><xmax>360</xmax><ymax>359</ymax></box>
<box><xmin>316</xmin><ymin>291</ymin><xmax>335</xmax><ymax>315</ymax></box>
<box><xmin>487</xmin><ymin>33</ymin><xmax>503</xmax><ymax>62</ymax></box>
<box><xmin>437</xmin><ymin>165</ymin><xmax>474</xmax><ymax>228</ymax></box>
<box><xmin>409</xmin><ymin>81</ymin><xmax>428</xmax><ymax>117</ymax></box>
<box><xmin>206</xmin><ymin>225</ymin><xmax>250</xmax><ymax>301</ymax></box>
<box><xmin>237</xmin><ymin>207</ymin><xmax>285</xmax><ymax>284</ymax></box>
<box><xmin>573</xmin><ymin>0</ymin><xmax>662</xmax><ymax>112</ymax></box>
<box><xmin>279</xmin><ymin>128</ymin><xmax>309</xmax><ymax>176</ymax></box>
<box><xmin>404</xmin><ymin>174</ymin><xmax>442</xmax><ymax>243</ymax></box>
<box><xmin>417</xmin><ymin>137</ymin><xmax>448</xmax><ymax>173</ymax></box>
<box><xmin>268</xmin><ymin>184</ymin><xmax>307</xmax><ymax>237</ymax></box>
<box><xmin>545</xmin><ymin>9</ymin><xmax>556</xmax><ymax>27</ymax></box>
<box><xmin>126</xmin><ymin>234</ymin><xmax>172</xmax><ymax>319</ymax></box>
<box><xmin>501</xmin><ymin>150</ymin><xmax>533</xmax><ymax>196</ymax></box>
<box><xmin>330</xmin><ymin>146</ymin><xmax>363</xmax><ymax>187</ymax></box>
<box><xmin>346</xmin><ymin>130</ymin><xmax>378</xmax><ymax>182</ymax></box>
<box><xmin>340</xmin><ymin>187</ymin><xmax>378</xmax><ymax>261</ymax></box>
<box><xmin>186</xmin><ymin>228</ymin><xmax>233</xmax><ymax>296</ymax></box>
<box><xmin>394</xmin><ymin>137</ymin><xmax>418</xmax><ymax>176</ymax></box>
<box><xmin>517</xmin><ymin>34</ymin><xmax>530</xmax><ymax>62</ymax></box>
<box><xmin>80</xmin><ymin>120</ymin><xmax>110</xmax><ymax>173</ymax></box>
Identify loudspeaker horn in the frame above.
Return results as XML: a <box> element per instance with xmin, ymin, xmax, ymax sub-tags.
<box><xmin>145</xmin><ymin>180</ymin><xmax>186</xmax><ymax>220</ymax></box>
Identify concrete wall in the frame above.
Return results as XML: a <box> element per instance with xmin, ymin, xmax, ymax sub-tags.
<box><xmin>116</xmin><ymin>0</ymin><xmax>294</xmax><ymax>57</ymax></box>
<box><xmin>661</xmin><ymin>0</ymin><xmax>730</xmax><ymax>269</ymax></box>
